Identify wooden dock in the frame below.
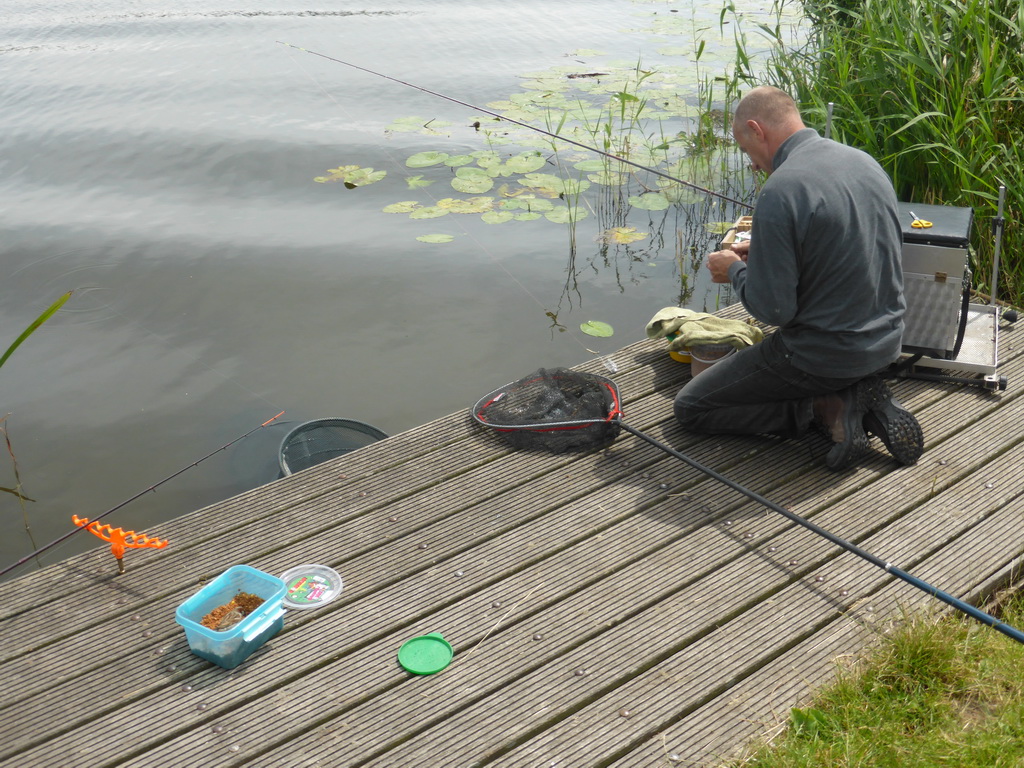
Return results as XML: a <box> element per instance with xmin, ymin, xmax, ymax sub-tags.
<box><xmin>1</xmin><ymin>305</ymin><xmax>1022</xmax><ymax>768</ymax></box>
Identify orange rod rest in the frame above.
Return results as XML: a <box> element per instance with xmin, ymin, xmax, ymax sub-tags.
<box><xmin>71</xmin><ymin>515</ymin><xmax>169</xmax><ymax>560</ymax></box>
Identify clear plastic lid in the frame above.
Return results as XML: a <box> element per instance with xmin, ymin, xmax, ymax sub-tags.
<box><xmin>279</xmin><ymin>564</ymin><xmax>343</xmax><ymax>610</ymax></box>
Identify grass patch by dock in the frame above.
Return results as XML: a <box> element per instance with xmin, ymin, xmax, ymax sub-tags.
<box><xmin>732</xmin><ymin>592</ymin><xmax>1024</xmax><ymax>767</ymax></box>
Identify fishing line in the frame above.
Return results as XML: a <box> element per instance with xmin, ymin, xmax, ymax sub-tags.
<box><xmin>88</xmin><ymin>292</ymin><xmax>289</xmax><ymax>417</ymax></box>
<box><xmin>277</xmin><ymin>41</ymin><xmax>754</xmax><ymax>211</ymax></box>
<box><xmin>0</xmin><ymin>411</ymin><xmax>285</xmax><ymax>578</ymax></box>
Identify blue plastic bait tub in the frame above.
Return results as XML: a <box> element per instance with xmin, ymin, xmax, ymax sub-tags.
<box><xmin>175</xmin><ymin>565</ymin><xmax>286</xmax><ymax>669</ymax></box>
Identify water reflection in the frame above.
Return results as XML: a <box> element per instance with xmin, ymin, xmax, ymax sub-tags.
<box><xmin>0</xmin><ymin>0</ymin><xmax>772</xmax><ymax>577</ymax></box>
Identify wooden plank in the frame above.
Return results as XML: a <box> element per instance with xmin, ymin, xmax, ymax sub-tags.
<box><xmin>0</xmin><ymin>408</ymin><xmax>831</xmax><ymax>764</ymax></box>
<box><xmin>0</xmin><ymin>354</ymin><xmax>688</xmax><ymax>663</ymax></box>
<box><xmin>0</xmin><ymin>382</ymin><xmax>1015</xmax><ymax>765</ymax></box>
<box><xmin>293</xmin><ymin>393</ymin><xmax>1024</xmax><ymax>767</ymax></box>
<box><xmin>0</xmin><ymin>377</ymin><xmax>786</xmax><ymax>748</ymax></box>
<box><xmin>466</xmin><ymin>443</ymin><xmax>1024</xmax><ymax>767</ymax></box>
<box><xmin>612</xmin><ymin>477</ymin><xmax>1024</xmax><ymax>767</ymax></box>
<box><xmin>74</xmin><ymin>362</ymin><xmax>1021</xmax><ymax>768</ymax></box>
<box><xmin>0</xmin><ymin>323</ymin><xmax>1017</xmax><ymax>767</ymax></box>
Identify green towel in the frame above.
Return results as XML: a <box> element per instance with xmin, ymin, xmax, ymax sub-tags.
<box><xmin>645</xmin><ymin>307</ymin><xmax>764</xmax><ymax>351</ymax></box>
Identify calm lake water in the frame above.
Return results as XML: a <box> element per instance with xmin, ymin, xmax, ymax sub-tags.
<box><xmin>1</xmin><ymin>1</ymin><xmax>787</xmax><ymax>576</ymax></box>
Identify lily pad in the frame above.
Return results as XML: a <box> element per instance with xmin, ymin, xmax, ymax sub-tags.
<box><xmin>444</xmin><ymin>154</ymin><xmax>475</xmax><ymax>167</ymax></box>
<box><xmin>499</xmin><ymin>197</ymin><xmax>555</xmax><ymax>212</ymax></box>
<box><xmin>573</xmin><ymin>158</ymin><xmax>610</xmax><ymax>172</ymax></box>
<box><xmin>406</xmin><ymin>175</ymin><xmax>434</xmax><ymax>189</ymax></box>
<box><xmin>406</xmin><ymin>151</ymin><xmax>450</xmax><ymax>168</ymax></box>
<box><xmin>481</xmin><ymin>211</ymin><xmax>515</xmax><ymax>224</ymax></box>
<box><xmin>485</xmin><ymin>162</ymin><xmax>520</xmax><ymax>179</ymax></box>
<box><xmin>509</xmin><ymin>91</ymin><xmax>553</xmax><ymax>106</ymax></box>
<box><xmin>656</xmin><ymin>180</ymin><xmax>706</xmax><ymax>205</ymax></box>
<box><xmin>472</xmin><ymin>150</ymin><xmax>503</xmax><ymax>169</ymax></box>
<box><xmin>601</xmin><ymin>227</ymin><xmax>649</xmax><ymax>245</ymax></box>
<box><xmin>561</xmin><ymin>178</ymin><xmax>593</xmax><ymax>197</ymax></box>
<box><xmin>521</xmin><ymin>79</ymin><xmax>569</xmax><ymax>92</ymax></box>
<box><xmin>451</xmin><ymin>166</ymin><xmax>494</xmax><ymax>194</ymax></box>
<box><xmin>562</xmin><ymin>103</ymin><xmax>607</xmax><ymax>121</ymax></box>
<box><xmin>437</xmin><ymin>197</ymin><xmax>494</xmax><ymax>214</ymax></box>
<box><xmin>514</xmin><ymin>212</ymin><xmax>543</xmax><ymax>221</ymax></box>
<box><xmin>387</xmin><ymin>116</ymin><xmax>453</xmax><ymax>135</ymax></box>
<box><xmin>485</xmin><ymin>105</ymin><xmax>540</xmax><ymax>123</ymax></box>
<box><xmin>629</xmin><ymin>192</ymin><xmax>671</xmax><ymax>210</ymax></box>
<box><xmin>409</xmin><ymin>206</ymin><xmax>449</xmax><ymax>219</ymax></box>
<box><xmin>416</xmin><ymin>234</ymin><xmax>455</xmax><ymax>243</ymax></box>
<box><xmin>545</xmin><ymin>206</ymin><xmax>589</xmax><ymax>224</ymax></box>
<box><xmin>315</xmin><ymin>165</ymin><xmax>387</xmax><ymax>187</ymax></box>
<box><xmin>588</xmin><ymin>170</ymin><xmax>631</xmax><ymax>186</ymax></box>
<box><xmin>520</xmin><ymin>173</ymin><xmax>592</xmax><ymax>197</ymax></box>
<box><xmin>484</xmin><ymin>99</ymin><xmax>518</xmax><ymax>110</ymax></box>
<box><xmin>496</xmin><ymin>183</ymin><xmax>531</xmax><ymax>198</ymax></box>
<box><xmin>580</xmin><ymin>321</ymin><xmax>614</xmax><ymax>338</ymax></box>
<box><xmin>505</xmin><ymin>151</ymin><xmax>547</xmax><ymax>174</ymax></box>
<box><xmin>383</xmin><ymin>201</ymin><xmax>421</xmax><ymax>214</ymax></box>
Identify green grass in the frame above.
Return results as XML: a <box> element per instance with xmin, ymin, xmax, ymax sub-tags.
<box><xmin>731</xmin><ymin>593</ymin><xmax>1024</xmax><ymax>767</ymax></box>
<box><xmin>724</xmin><ymin>0</ymin><xmax>1024</xmax><ymax>305</ymax></box>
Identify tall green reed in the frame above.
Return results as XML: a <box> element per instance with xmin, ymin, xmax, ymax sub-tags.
<box><xmin>726</xmin><ymin>0</ymin><xmax>1024</xmax><ymax>303</ymax></box>
<box><xmin>2</xmin><ymin>290</ymin><xmax>72</xmax><ymax>561</ymax></box>
<box><xmin>0</xmin><ymin>291</ymin><xmax>71</xmax><ymax>372</ymax></box>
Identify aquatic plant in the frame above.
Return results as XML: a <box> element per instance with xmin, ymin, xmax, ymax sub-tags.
<box><xmin>306</xmin><ymin>5</ymin><xmax>769</xmax><ymax>311</ymax></box>
<box><xmin>1</xmin><ymin>291</ymin><xmax>72</xmax><ymax>560</ymax></box>
<box><xmin>0</xmin><ymin>291</ymin><xmax>71</xmax><ymax>372</ymax></box>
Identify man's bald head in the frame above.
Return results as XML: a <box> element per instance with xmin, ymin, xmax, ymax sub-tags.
<box><xmin>733</xmin><ymin>86</ymin><xmax>803</xmax><ymax>136</ymax></box>
<box><xmin>731</xmin><ymin>86</ymin><xmax>806</xmax><ymax>174</ymax></box>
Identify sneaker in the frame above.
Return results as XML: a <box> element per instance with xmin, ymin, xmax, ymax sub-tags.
<box><xmin>862</xmin><ymin>381</ymin><xmax>924</xmax><ymax>466</ymax></box>
<box><xmin>817</xmin><ymin>380</ymin><xmax>875</xmax><ymax>471</ymax></box>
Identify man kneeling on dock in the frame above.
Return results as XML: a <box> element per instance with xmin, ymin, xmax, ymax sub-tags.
<box><xmin>674</xmin><ymin>86</ymin><xmax>924</xmax><ymax>471</ymax></box>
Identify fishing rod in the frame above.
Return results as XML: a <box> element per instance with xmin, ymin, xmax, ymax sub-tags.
<box><xmin>0</xmin><ymin>411</ymin><xmax>285</xmax><ymax>578</ymax></box>
<box><xmin>618</xmin><ymin>423</ymin><xmax>1024</xmax><ymax>646</ymax></box>
<box><xmin>278</xmin><ymin>41</ymin><xmax>754</xmax><ymax>211</ymax></box>
<box><xmin>473</xmin><ymin>370</ymin><xmax>1024</xmax><ymax>646</ymax></box>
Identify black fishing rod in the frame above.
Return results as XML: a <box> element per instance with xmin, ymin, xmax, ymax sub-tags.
<box><xmin>473</xmin><ymin>370</ymin><xmax>1024</xmax><ymax>646</ymax></box>
<box><xmin>618</xmin><ymin>423</ymin><xmax>1024</xmax><ymax>646</ymax></box>
<box><xmin>278</xmin><ymin>41</ymin><xmax>754</xmax><ymax>211</ymax></box>
<box><xmin>0</xmin><ymin>411</ymin><xmax>286</xmax><ymax>578</ymax></box>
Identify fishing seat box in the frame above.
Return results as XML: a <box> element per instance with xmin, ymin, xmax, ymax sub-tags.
<box><xmin>897</xmin><ymin>201</ymin><xmax>974</xmax><ymax>360</ymax></box>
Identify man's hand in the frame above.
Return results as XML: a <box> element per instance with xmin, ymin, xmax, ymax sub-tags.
<box><xmin>707</xmin><ymin>249</ymin><xmax>743</xmax><ymax>283</ymax></box>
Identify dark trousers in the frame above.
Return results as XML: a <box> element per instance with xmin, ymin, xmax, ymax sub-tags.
<box><xmin>673</xmin><ymin>332</ymin><xmax>863</xmax><ymax>439</ymax></box>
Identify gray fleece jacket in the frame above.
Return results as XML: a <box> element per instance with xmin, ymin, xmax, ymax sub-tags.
<box><xmin>728</xmin><ymin>128</ymin><xmax>905</xmax><ymax>378</ymax></box>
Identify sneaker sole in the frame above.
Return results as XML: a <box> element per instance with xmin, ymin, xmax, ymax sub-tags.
<box><xmin>862</xmin><ymin>382</ymin><xmax>924</xmax><ymax>466</ymax></box>
<box><xmin>824</xmin><ymin>379</ymin><xmax>880</xmax><ymax>470</ymax></box>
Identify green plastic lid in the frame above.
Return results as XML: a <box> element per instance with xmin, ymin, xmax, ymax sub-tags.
<box><xmin>397</xmin><ymin>633</ymin><xmax>453</xmax><ymax>675</ymax></box>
